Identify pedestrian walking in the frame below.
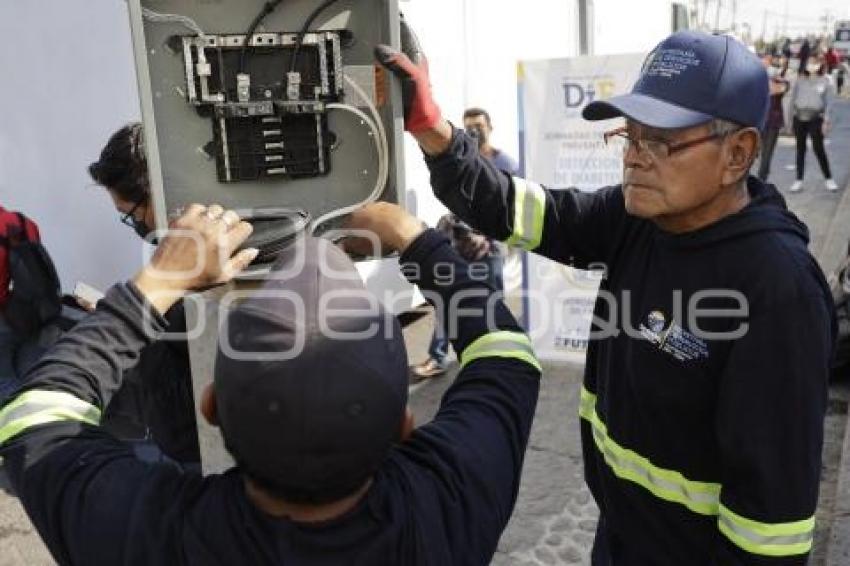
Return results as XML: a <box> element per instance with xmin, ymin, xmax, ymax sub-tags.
<box><xmin>789</xmin><ymin>56</ymin><xmax>839</xmax><ymax>192</ymax></box>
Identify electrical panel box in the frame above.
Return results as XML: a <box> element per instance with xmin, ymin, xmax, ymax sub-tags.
<box><xmin>127</xmin><ymin>0</ymin><xmax>406</xmax><ymax>475</ymax></box>
<box><xmin>128</xmin><ymin>0</ymin><xmax>404</xmax><ymax>240</ymax></box>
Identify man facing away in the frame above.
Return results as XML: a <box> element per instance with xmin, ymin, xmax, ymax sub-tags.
<box><xmin>0</xmin><ymin>201</ymin><xmax>542</xmax><ymax>565</ymax></box>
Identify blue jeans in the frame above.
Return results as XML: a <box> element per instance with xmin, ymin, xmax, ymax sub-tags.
<box><xmin>428</xmin><ymin>254</ymin><xmax>504</xmax><ymax>366</ymax></box>
<box><xmin>0</xmin><ymin>317</ymin><xmax>48</xmax><ymax>403</ymax></box>
<box><xmin>0</xmin><ymin>317</ymin><xmax>17</xmax><ymax>400</ymax></box>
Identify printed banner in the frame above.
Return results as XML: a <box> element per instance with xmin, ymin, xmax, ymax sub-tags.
<box><xmin>518</xmin><ymin>53</ymin><xmax>644</xmax><ymax>362</ymax></box>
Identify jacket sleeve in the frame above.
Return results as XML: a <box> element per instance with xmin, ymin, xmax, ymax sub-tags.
<box><xmin>425</xmin><ymin>128</ymin><xmax>627</xmax><ymax>269</ymax></box>
<box><xmin>789</xmin><ymin>80</ymin><xmax>799</xmax><ymax>112</ymax></box>
<box><xmin>711</xmin><ymin>294</ymin><xmax>834</xmax><ymax>565</ymax></box>
<box><xmin>395</xmin><ymin>229</ymin><xmax>542</xmax><ymax>562</ymax></box>
<box><xmin>0</xmin><ymin>282</ymin><xmax>193</xmax><ymax>565</ymax></box>
<box><xmin>824</xmin><ymin>78</ymin><xmax>836</xmax><ymax>124</ymax></box>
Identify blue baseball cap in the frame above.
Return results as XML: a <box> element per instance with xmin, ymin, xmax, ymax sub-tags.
<box><xmin>583</xmin><ymin>31</ymin><xmax>769</xmax><ymax>130</ymax></box>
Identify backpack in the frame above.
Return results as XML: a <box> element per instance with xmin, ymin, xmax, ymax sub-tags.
<box><xmin>1</xmin><ymin>213</ymin><xmax>62</xmax><ymax>336</ymax></box>
<box><xmin>829</xmin><ymin>242</ymin><xmax>850</xmax><ymax>372</ymax></box>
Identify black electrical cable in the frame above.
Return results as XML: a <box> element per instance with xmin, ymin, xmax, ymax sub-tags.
<box><xmin>288</xmin><ymin>0</ymin><xmax>342</xmax><ymax>74</ymax></box>
<box><xmin>239</xmin><ymin>0</ymin><xmax>285</xmax><ymax>73</ymax></box>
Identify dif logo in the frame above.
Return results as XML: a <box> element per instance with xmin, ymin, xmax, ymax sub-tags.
<box><xmin>562</xmin><ymin>78</ymin><xmax>616</xmax><ymax>111</ymax></box>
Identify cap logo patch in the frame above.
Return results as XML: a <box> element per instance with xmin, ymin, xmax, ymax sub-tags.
<box><xmin>643</xmin><ymin>48</ymin><xmax>702</xmax><ymax>79</ymax></box>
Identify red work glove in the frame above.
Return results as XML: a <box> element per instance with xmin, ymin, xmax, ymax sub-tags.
<box><xmin>374</xmin><ymin>18</ymin><xmax>442</xmax><ymax>134</ymax></box>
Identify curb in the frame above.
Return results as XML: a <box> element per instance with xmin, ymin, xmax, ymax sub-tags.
<box><xmin>826</xmin><ymin>405</ymin><xmax>850</xmax><ymax>565</ymax></box>
<box><xmin>816</xmin><ymin>170</ymin><xmax>850</xmax><ymax>275</ymax></box>
<box><xmin>825</xmin><ymin>179</ymin><xmax>850</xmax><ymax>565</ymax></box>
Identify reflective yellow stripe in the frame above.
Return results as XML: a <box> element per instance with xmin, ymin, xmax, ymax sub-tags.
<box><xmin>0</xmin><ymin>390</ymin><xmax>101</xmax><ymax>445</ymax></box>
<box><xmin>580</xmin><ymin>386</ymin><xmax>815</xmax><ymax>557</ymax></box>
<box><xmin>460</xmin><ymin>331</ymin><xmax>541</xmax><ymax>372</ymax></box>
<box><xmin>718</xmin><ymin>504</ymin><xmax>814</xmax><ymax>557</ymax></box>
<box><xmin>579</xmin><ymin>387</ymin><xmax>721</xmax><ymax>515</ymax></box>
<box><xmin>504</xmin><ymin>177</ymin><xmax>546</xmax><ymax>251</ymax></box>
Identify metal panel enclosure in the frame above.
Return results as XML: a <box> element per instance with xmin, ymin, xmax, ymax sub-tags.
<box><xmin>127</xmin><ymin>0</ymin><xmax>404</xmax><ymax>474</ymax></box>
<box><xmin>128</xmin><ymin>0</ymin><xmax>404</xmax><ymax>233</ymax></box>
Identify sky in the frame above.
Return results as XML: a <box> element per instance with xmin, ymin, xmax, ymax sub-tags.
<box><xmin>697</xmin><ymin>0</ymin><xmax>850</xmax><ymax>40</ymax></box>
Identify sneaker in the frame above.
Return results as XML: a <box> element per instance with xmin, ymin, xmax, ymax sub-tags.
<box><xmin>789</xmin><ymin>180</ymin><xmax>804</xmax><ymax>193</ymax></box>
<box><xmin>826</xmin><ymin>179</ymin><xmax>840</xmax><ymax>192</ymax></box>
<box><xmin>410</xmin><ymin>358</ymin><xmax>447</xmax><ymax>383</ymax></box>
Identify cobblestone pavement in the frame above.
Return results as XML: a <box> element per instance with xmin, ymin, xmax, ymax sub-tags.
<box><xmin>0</xmin><ymin>474</ymin><xmax>52</xmax><ymax>565</ymax></box>
<box><xmin>405</xmin><ymin>311</ymin><xmax>597</xmax><ymax>565</ymax></box>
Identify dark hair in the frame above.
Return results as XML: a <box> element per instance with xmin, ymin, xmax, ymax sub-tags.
<box><xmin>803</xmin><ymin>56</ymin><xmax>826</xmax><ymax>76</ymax></box>
<box><xmin>226</xmin><ymin>436</ymin><xmax>372</xmax><ymax>505</ymax></box>
<box><xmin>243</xmin><ymin>468</ymin><xmax>370</xmax><ymax>506</ymax></box>
<box><xmin>88</xmin><ymin>123</ymin><xmax>149</xmax><ymax>202</ymax></box>
<box><xmin>463</xmin><ymin>107</ymin><xmax>492</xmax><ymax>127</ymax></box>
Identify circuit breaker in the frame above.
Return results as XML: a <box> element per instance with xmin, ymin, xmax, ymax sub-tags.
<box><xmin>128</xmin><ymin>0</ymin><xmax>404</xmax><ymax>242</ymax></box>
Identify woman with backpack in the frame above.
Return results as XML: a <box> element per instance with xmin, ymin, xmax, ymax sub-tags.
<box><xmin>789</xmin><ymin>55</ymin><xmax>839</xmax><ymax>193</ymax></box>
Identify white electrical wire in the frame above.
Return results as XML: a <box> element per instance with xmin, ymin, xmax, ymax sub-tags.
<box><xmin>141</xmin><ymin>7</ymin><xmax>206</xmax><ymax>38</ymax></box>
<box><xmin>310</xmin><ymin>75</ymin><xmax>390</xmax><ymax>234</ymax></box>
<box><xmin>141</xmin><ymin>7</ymin><xmax>208</xmax><ymax>65</ymax></box>
<box><xmin>139</xmin><ymin>10</ymin><xmax>388</xmax><ymax>235</ymax></box>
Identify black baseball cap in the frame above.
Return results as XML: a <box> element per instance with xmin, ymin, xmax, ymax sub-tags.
<box><xmin>583</xmin><ymin>31</ymin><xmax>769</xmax><ymax>130</ymax></box>
<box><xmin>214</xmin><ymin>235</ymin><xmax>409</xmax><ymax>503</ymax></box>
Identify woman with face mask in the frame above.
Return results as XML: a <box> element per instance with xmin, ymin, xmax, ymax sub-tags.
<box><xmin>789</xmin><ymin>56</ymin><xmax>839</xmax><ymax>192</ymax></box>
<box><xmin>87</xmin><ymin>123</ymin><xmax>201</xmax><ymax>467</ymax></box>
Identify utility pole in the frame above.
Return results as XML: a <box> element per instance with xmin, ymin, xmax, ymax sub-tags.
<box><xmin>577</xmin><ymin>0</ymin><xmax>594</xmax><ymax>56</ymax></box>
<box><xmin>461</xmin><ymin>0</ymin><xmax>467</xmax><ymax>108</ymax></box>
<box><xmin>821</xmin><ymin>10</ymin><xmax>832</xmax><ymax>37</ymax></box>
<box><xmin>783</xmin><ymin>0</ymin><xmax>789</xmax><ymax>38</ymax></box>
<box><xmin>731</xmin><ymin>0</ymin><xmax>738</xmax><ymax>34</ymax></box>
<box><xmin>714</xmin><ymin>0</ymin><xmax>722</xmax><ymax>33</ymax></box>
<box><xmin>761</xmin><ymin>10</ymin><xmax>768</xmax><ymax>42</ymax></box>
<box><xmin>692</xmin><ymin>0</ymin><xmax>699</xmax><ymax>31</ymax></box>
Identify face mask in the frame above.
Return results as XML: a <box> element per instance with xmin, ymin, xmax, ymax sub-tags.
<box><xmin>807</xmin><ymin>65</ymin><xmax>821</xmax><ymax>75</ymax></box>
<box><xmin>131</xmin><ymin>217</ymin><xmax>158</xmax><ymax>245</ymax></box>
<box><xmin>465</xmin><ymin>125</ymin><xmax>487</xmax><ymax>149</ymax></box>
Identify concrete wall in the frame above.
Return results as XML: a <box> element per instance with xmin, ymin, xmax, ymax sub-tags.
<box><xmin>0</xmin><ymin>0</ymin><xmax>146</xmax><ymax>293</ymax></box>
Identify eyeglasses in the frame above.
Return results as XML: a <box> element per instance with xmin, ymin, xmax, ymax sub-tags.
<box><xmin>603</xmin><ymin>127</ymin><xmax>737</xmax><ymax>161</ymax></box>
<box><xmin>120</xmin><ymin>196</ymin><xmax>147</xmax><ymax>227</ymax></box>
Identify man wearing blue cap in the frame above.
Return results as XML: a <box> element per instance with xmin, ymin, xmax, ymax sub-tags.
<box><xmin>377</xmin><ymin>28</ymin><xmax>836</xmax><ymax>565</ymax></box>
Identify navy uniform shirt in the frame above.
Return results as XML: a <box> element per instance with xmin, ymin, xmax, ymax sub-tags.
<box><xmin>0</xmin><ymin>230</ymin><xmax>541</xmax><ymax>565</ymax></box>
<box><xmin>425</xmin><ymin>128</ymin><xmax>835</xmax><ymax>565</ymax></box>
